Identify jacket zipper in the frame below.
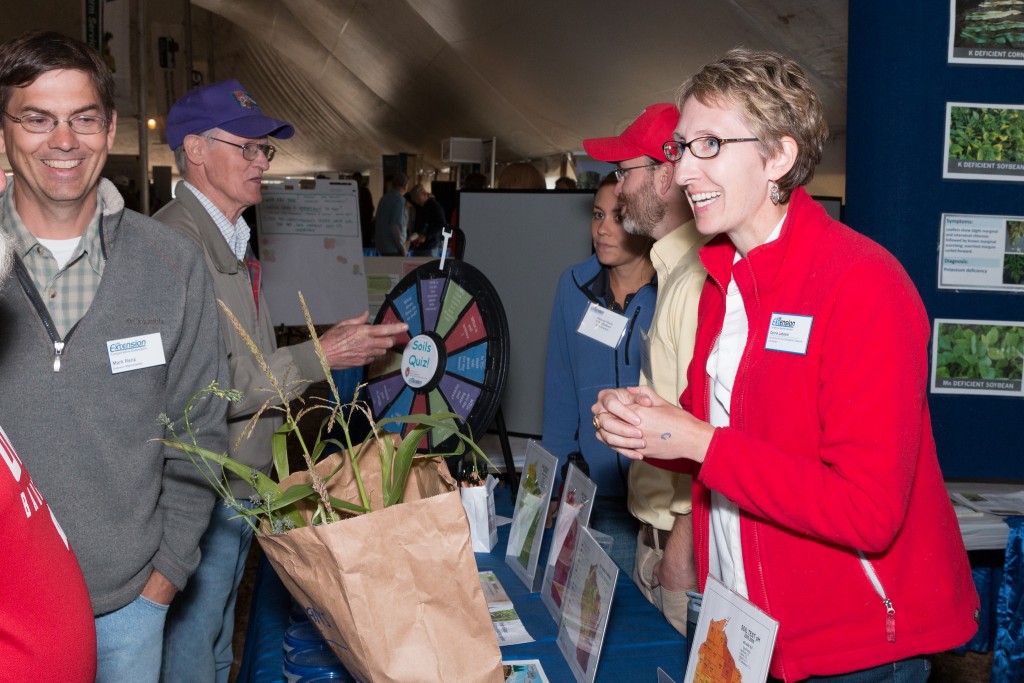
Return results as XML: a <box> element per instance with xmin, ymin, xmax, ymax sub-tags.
<box><xmin>858</xmin><ymin>550</ymin><xmax>896</xmax><ymax>642</ymax></box>
<box><xmin>13</xmin><ymin>258</ymin><xmax>76</xmax><ymax>372</ymax></box>
<box><xmin>623</xmin><ymin>305</ymin><xmax>641</xmax><ymax>365</ymax></box>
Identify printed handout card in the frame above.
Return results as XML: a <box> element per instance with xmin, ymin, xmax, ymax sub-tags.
<box><xmin>506</xmin><ymin>441</ymin><xmax>558</xmax><ymax>591</ymax></box>
<box><xmin>931</xmin><ymin>319</ymin><xmax>1024</xmax><ymax>396</ymax></box>
<box><xmin>683</xmin><ymin>576</ymin><xmax>779</xmax><ymax>683</ymax></box>
<box><xmin>556</xmin><ymin>526</ymin><xmax>618</xmax><ymax>683</ymax></box>
<box><xmin>503</xmin><ymin>659</ymin><xmax>550</xmax><ymax>683</ymax></box>
<box><xmin>943</xmin><ymin>103</ymin><xmax>1024</xmax><ymax>182</ymax></box>
<box><xmin>541</xmin><ymin>464</ymin><xmax>598</xmax><ymax>621</ymax></box>
<box><xmin>948</xmin><ymin>0</ymin><xmax>1024</xmax><ymax>66</ymax></box>
<box><xmin>479</xmin><ymin>571</ymin><xmax>534</xmax><ymax>646</ymax></box>
<box><xmin>939</xmin><ymin>213</ymin><xmax>1024</xmax><ymax>291</ymax></box>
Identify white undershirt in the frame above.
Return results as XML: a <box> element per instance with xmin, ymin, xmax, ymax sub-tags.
<box><xmin>36</xmin><ymin>236</ymin><xmax>82</xmax><ymax>270</ymax></box>
<box><xmin>705</xmin><ymin>215</ymin><xmax>785</xmax><ymax>599</ymax></box>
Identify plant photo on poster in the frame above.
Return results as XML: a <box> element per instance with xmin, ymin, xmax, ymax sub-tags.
<box><xmin>1006</xmin><ymin>221</ymin><xmax>1024</xmax><ymax>284</ymax></box>
<box><xmin>932</xmin><ymin>319</ymin><xmax>1024</xmax><ymax>395</ymax></box>
<box><xmin>943</xmin><ymin>102</ymin><xmax>1024</xmax><ymax>181</ymax></box>
<box><xmin>949</xmin><ymin>0</ymin><xmax>1024</xmax><ymax>64</ymax></box>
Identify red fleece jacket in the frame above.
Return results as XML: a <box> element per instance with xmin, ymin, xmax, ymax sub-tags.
<box><xmin>654</xmin><ymin>188</ymin><xmax>977</xmax><ymax>681</ymax></box>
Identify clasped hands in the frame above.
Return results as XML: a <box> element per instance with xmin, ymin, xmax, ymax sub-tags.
<box><xmin>591</xmin><ymin>386</ymin><xmax>714</xmax><ymax>463</ymax></box>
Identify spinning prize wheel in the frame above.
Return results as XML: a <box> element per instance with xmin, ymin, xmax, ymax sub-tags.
<box><xmin>364</xmin><ymin>259</ymin><xmax>510</xmax><ymax>454</ymax></box>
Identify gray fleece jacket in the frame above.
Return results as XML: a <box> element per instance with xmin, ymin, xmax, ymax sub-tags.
<box><xmin>0</xmin><ymin>178</ymin><xmax>228</xmax><ymax>615</ymax></box>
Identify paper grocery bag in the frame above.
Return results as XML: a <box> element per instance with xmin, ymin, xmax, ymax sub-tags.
<box><xmin>258</xmin><ymin>443</ymin><xmax>503</xmax><ymax>682</ymax></box>
<box><xmin>460</xmin><ymin>474</ymin><xmax>499</xmax><ymax>552</ymax></box>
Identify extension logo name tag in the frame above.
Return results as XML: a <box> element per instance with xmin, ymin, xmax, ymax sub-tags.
<box><xmin>764</xmin><ymin>313</ymin><xmax>813</xmax><ymax>355</ymax></box>
<box><xmin>107</xmin><ymin>333</ymin><xmax>166</xmax><ymax>374</ymax></box>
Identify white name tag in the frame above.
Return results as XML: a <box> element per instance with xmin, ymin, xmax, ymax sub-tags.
<box><xmin>578</xmin><ymin>302</ymin><xmax>628</xmax><ymax>349</ymax></box>
<box><xmin>764</xmin><ymin>313</ymin><xmax>813</xmax><ymax>355</ymax></box>
<box><xmin>106</xmin><ymin>332</ymin><xmax>166</xmax><ymax>374</ymax></box>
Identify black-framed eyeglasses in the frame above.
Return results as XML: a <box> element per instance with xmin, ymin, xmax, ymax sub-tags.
<box><xmin>662</xmin><ymin>136</ymin><xmax>759</xmax><ymax>161</ymax></box>
<box><xmin>206</xmin><ymin>136</ymin><xmax>276</xmax><ymax>162</ymax></box>
<box><xmin>613</xmin><ymin>161</ymin><xmax>662</xmax><ymax>181</ymax></box>
<box><xmin>3</xmin><ymin>111</ymin><xmax>109</xmax><ymax>135</ymax></box>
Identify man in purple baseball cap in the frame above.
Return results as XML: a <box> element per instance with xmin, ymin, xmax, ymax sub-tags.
<box><xmin>583</xmin><ymin>105</ymin><xmax>705</xmax><ymax>636</ymax></box>
<box><xmin>165</xmin><ymin>78</ymin><xmax>294</xmax><ymax>149</ymax></box>
<box><xmin>155</xmin><ymin>81</ymin><xmax>407</xmax><ymax>682</ymax></box>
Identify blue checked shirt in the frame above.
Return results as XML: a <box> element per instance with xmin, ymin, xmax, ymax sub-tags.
<box><xmin>183</xmin><ymin>181</ymin><xmax>250</xmax><ymax>260</ymax></box>
<box><xmin>2</xmin><ymin>184</ymin><xmax>105</xmax><ymax>338</ymax></box>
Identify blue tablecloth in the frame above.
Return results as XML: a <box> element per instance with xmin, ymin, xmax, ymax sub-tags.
<box><xmin>238</xmin><ymin>487</ymin><xmax>687</xmax><ymax>682</ymax></box>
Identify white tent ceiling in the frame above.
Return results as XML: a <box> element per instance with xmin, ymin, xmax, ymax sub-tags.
<box><xmin>0</xmin><ymin>1</ymin><xmax>847</xmax><ymax>186</ymax></box>
<box><xmin>175</xmin><ymin>0</ymin><xmax>847</xmax><ymax>179</ymax></box>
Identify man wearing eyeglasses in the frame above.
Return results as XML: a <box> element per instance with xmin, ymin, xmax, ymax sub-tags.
<box><xmin>153</xmin><ymin>79</ymin><xmax>408</xmax><ymax>683</ymax></box>
<box><xmin>583</xmin><ymin>103</ymin><xmax>707</xmax><ymax>635</ymax></box>
<box><xmin>0</xmin><ymin>31</ymin><xmax>228</xmax><ymax>682</ymax></box>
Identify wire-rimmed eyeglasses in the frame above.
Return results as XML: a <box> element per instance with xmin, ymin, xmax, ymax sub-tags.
<box><xmin>207</xmin><ymin>136</ymin><xmax>276</xmax><ymax>162</ymax></box>
<box><xmin>3</xmin><ymin>111</ymin><xmax>109</xmax><ymax>135</ymax></box>
<box><xmin>613</xmin><ymin>161</ymin><xmax>662</xmax><ymax>181</ymax></box>
<box><xmin>662</xmin><ymin>136</ymin><xmax>759</xmax><ymax>161</ymax></box>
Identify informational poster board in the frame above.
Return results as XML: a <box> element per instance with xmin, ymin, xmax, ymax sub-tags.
<box><xmin>948</xmin><ymin>0</ymin><xmax>1024</xmax><ymax>66</ymax></box>
<box><xmin>683</xmin><ymin>576</ymin><xmax>778</xmax><ymax>683</ymax></box>
<box><xmin>541</xmin><ymin>465</ymin><xmax>597</xmax><ymax>621</ymax></box>
<box><xmin>943</xmin><ymin>102</ymin><xmax>1024</xmax><ymax>182</ymax></box>
<box><xmin>460</xmin><ymin>190</ymin><xmax>594</xmax><ymax>436</ymax></box>
<box><xmin>506</xmin><ymin>441</ymin><xmax>559</xmax><ymax>591</ymax></box>
<box><xmin>555</xmin><ymin>526</ymin><xmax>618</xmax><ymax>683</ymax></box>
<box><xmin>939</xmin><ymin>213</ymin><xmax>1024</xmax><ymax>291</ymax></box>
<box><xmin>255</xmin><ymin>179</ymin><xmax>369</xmax><ymax>325</ymax></box>
<box><xmin>931</xmin><ymin>318</ymin><xmax>1024</xmax><ymax>396</ymax></box>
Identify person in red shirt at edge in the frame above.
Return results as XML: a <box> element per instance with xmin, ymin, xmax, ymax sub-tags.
<box><xmin>0</xmin><ymin>169</ymin><xmax>96</xmax><ymax>681</ymax></box>
<box><xmin>592</xmin><ymin>48</ymin><xmax>978</xmax><ymax>682</ymax></box>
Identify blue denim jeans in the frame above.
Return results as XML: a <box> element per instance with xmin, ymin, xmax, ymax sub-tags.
<box><xmin>772</xmin><ymin>657</ymin><xmax>931</xmax><ymax>683</ymax></box>
<box><xmin>95</xmin><ymin>593</ymin><xmax>169</xmax><ymax>683</ymax></box>
<box><xmin>161</xmin><ymin>500</ymin><xmax>255</xmax><ymax>683</ymax></box>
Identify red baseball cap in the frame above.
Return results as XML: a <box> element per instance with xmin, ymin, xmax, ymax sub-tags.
<box><xmin>583</xmin><ymin>103</ymin><xmax>680</xmax><ymax>163</ymax></box>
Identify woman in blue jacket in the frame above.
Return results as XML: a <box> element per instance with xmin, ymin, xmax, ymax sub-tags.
<box><xmin>542</xmin><ymin>173</ymin><xmax>656</xmax><ymax>499</ymax></box>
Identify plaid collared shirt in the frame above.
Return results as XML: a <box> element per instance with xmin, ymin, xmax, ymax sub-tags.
<box><xmin>2</xmin><ymin>185</ymin><xmax>105</xmax><ymax>338</ymax></box>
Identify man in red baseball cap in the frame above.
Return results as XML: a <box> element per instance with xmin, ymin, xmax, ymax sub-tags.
<box><xmin>583</xmin><ymin>104</ymin><xmax>706</xmax><ymax>635</ymax></box>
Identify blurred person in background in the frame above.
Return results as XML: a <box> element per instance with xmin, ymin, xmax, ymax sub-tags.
<box><xmin>497</xmin><ymin>161</ymin><xmax>545</xmax><ymax>189</ymax></box>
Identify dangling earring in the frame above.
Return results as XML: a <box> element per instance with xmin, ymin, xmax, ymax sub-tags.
<box><xmin>768</xmin><ymin>179</ymin><xmax>781</xmax><ymax>205</ymax></box>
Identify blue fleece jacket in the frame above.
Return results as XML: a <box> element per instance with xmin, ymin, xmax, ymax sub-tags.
<box><xmin>541</xmin><ymin>254</ymin><xmax>656</xmax><ymax>496</ymax></box>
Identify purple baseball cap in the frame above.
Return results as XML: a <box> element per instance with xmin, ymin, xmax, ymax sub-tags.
<box><xmin>165</xmin><ymin>79</ymin><xmax>295</xmax><ymax>149</ymax></box>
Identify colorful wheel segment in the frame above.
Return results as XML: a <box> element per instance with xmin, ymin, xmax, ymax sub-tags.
<box><xmin>364</xmin><ymin>259</ymin><xmax>509</xmax><ymax>453</ymax></box>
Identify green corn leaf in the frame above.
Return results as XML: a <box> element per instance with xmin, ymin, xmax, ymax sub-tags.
<box><xmin>272</xmin><ymin>423</ymin><xmax>290</xmax><ymax>480</ymax></box>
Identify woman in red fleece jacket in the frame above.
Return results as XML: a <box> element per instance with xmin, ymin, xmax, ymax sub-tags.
<box><xmin>592</xmin><ymin>48</ymin><xmax>978</xmax><ymax>682</ymax></box>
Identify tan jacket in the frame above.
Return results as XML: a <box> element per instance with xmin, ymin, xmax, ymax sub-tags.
<box><xmin>628</xmin><ymin>221</ymin><xmax>708</xmax><ymax>529</ymax></box>
<box><xmin>155</xmin><ymin>181</ymin><xmax>323</xmax><ymax>497</ymax></box>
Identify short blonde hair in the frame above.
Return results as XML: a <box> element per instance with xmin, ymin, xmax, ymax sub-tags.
<box><xmin>676</xmin><ymin>47</ymin><xmax>827</xmax><ymax>204</ymax></box>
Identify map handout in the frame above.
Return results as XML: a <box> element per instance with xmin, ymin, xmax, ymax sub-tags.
<box><xmin>556</xmin><ymin>526</ymin><xmax>619</xmax><ymax>683</ymax></box>
<box><xmin>541</xmin><ymin>464</ymin><xmax>597</xmax><ymax>621</ymax></box>
<box><xmin>684</xmin><ymin>576</ymin><xmax>779</xmax><ymax>683</ymax></box>
<box><xmin>506</xmin><ymin>441</ymin><xmax>559</xmax><ymax>591</ymax></box>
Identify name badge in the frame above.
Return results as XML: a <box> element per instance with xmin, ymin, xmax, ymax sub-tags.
<box><xmin>106</xmin><ymin>332</ymin><xmax>166</xmax><ymax>374</ymax></box>
<box><xmin>764</xmin><ymin>313</ymin><xmax>813</xmax><ymax>355</ymax></box>
<box><xmin>578</xmin><ymin>302</ymin><xmax>628</xmax><ymax>349</ymax></box>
